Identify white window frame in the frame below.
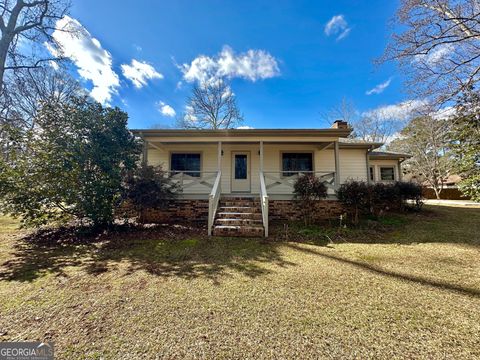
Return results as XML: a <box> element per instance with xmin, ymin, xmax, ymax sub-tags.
<box><xmin>380</xmin><ymin>166</ymin><xmax>395</xmax><ymax>181</ymax></box>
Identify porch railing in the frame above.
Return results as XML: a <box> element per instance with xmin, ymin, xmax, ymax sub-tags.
<box><xmin>208</xmin><ymin>171</ymin><xmax>222</xmax><ymax>236</ymax></box>
<box><xmin>259</xmin><ymin>172</ymin><xmax>269</xmax><ymax>237</ymax></box>
<box><xmin>263</xmin><ymin>171</ymin><xmax>336</xmax><ymax>194</ymax></box>
<box><xmin>166</xmin><ymin>171</ymin><xmax>218</xmax><ymax>194</ymax></box>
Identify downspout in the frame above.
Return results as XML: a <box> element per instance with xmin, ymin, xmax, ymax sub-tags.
<box><xmin>366</xmin><ymin>145</ymin><xmax>374</xmax><ymax>184</ymax></box>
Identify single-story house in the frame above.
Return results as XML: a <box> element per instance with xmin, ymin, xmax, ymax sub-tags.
<box><xmin>132</xmin><ymin>121</ymin><xmax>410</xmax><ymax>237</ymax></box>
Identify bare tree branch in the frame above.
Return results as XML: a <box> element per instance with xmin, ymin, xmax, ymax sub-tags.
<box><xmin>380</xmin><ymin>0</ymin><xmax>480</xmax><ymax>106</ymax></box>
<box><xmin>179</xmin><ymin>80</ymin><xmax>243</xmax><ymax>129</ymax></box>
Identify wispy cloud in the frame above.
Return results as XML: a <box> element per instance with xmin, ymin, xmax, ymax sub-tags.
<box><xmin>414</xmin><ymin>44</ymin><xmax>454</xmax><ymax>66</ymax></box>
<box><xmin>121</xmin><ymin>59</ymin><xmax>163</xmax><ymax>88</ymax></box>
<box><xmin>324</xmin><ymin>15</ymin><xmax>351</xmax><ymax>41</ymax></box>
<box><xmin>47</xmin><ymin>16</ymin><xmax>119</xmax><ymax>104</ymax></box>
<box><xmin>366</xmin><ymin>78</ymin><xmax>392</xmax><ymax>95</ymax></box>
<box><xmin>363</xmin><ymin>100</ymin><xmax>428</xmax><ymax>121</ymax></box>
<box><xmin>157</xmin><ymin>101</ymin><xmax>176</xmax><ymax>117</ymax></box>
<box><xmin>180</xmin><ymin>45</ymin><xmax>280</xmax><ymax>84</ymax></box>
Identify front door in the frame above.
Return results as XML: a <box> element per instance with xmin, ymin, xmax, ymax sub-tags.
<box><xmin>231</xmin><ymin>152</ymin><xmax>250</xmax><ymax>192</ymax></box>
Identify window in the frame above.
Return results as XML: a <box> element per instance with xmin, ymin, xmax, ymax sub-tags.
<box><xmin>234</xmin><ymin>154</ymin><xmax>247</xmax><ymax>179</ymax></box>
<box><xmin>380</xmin><ymin>167</ymin><xmax>395</xmax><ymax>181</ymax></box>
<box><xmin>282</xmin><ymin>153</ymin><xmax>313</xmax><ymax>176</ymax></box>
<box><xmin>369</xmin><ymin>166</ymin><xmax>375</xmax><ymax>182</ymax></box>
<box><xmin>170</xmin><ymin>153</ymin><xmax>201</xmax><ymax>177</ymax></box>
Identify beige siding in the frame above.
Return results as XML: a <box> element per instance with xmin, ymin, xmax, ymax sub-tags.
<box><xmin>146</xmin><ymin>143</ymin><xmax>370</xmax><ymax>195</ymax></box>
<box><xmin>339</xmin><ymin>149</ymin><xmax>368</xmax><ymax>183</ymax></box>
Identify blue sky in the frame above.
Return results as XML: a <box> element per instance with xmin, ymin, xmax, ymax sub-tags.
<box><xmin>58</xmin><ymin>0</ymin><xmax>410</xmax><ymax>129</ymax></box>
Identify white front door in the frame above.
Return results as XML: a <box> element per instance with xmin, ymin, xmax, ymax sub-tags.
<box><xmin>231</xmin><ymin>152</ymin><xmax>250</xmax><ymax>192</ymax></box>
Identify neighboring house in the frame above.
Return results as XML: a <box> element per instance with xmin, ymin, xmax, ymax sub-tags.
<box><xmin>132</xmin><ymin>121</ymin><xmax>408</xmax><ymax>237</ymax></box>
<box><xmin>403</xmin><ymin>173</ymin><xmax>469</xmax><ymax>200</ymax></box>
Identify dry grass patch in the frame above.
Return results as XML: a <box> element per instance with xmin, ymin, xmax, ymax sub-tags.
<box><xmin>0</xmin><ymin>205</ymin><xmax>479</xmax><ymax>359</ymax></box>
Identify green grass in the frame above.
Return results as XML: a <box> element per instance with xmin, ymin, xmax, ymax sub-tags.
<box><xmin>0</xmin><ymin>206</ymin><xmax>479</xmax><ymax>359</ymax></box>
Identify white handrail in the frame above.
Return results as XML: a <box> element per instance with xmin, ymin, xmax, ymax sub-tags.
<box><xmin>208</xmin><ymin>171</ymin><xmax>222</xmax><ymax>236</ymax></box>
<box><xmin>263</xmin><ymin>171</ymin><xmax>336</xmax><ymax>191</ymax></box>
<box><xmin>259</xmin><ymin>171</ymin><xmax>269</xmax><ymax>237</ymax></box>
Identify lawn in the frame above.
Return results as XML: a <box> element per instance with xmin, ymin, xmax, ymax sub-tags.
<box><xmin>0</xmin><ymin>205</ymin><xmax>479</xmax><ymax>359</ymax></box>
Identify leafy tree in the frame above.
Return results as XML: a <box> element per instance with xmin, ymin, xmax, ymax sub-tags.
<box><xmin>293</xmin><ymin>174</ymin><xmax>328</xmax><ymax>225</ymax></box>
<box><xmin>450</xmin><ymin>89</ymin><xmax>480</xmax><ymax>201</ymax></box>
<box><xmin>389</xmin><ymin>116</ymin><xmax>453</xmax><ymax>199</ymax></box>
<box><xmin>0</xmin><ymin>96</ymin><xmax>141</xmax><ymax>227</ymax></box>
<box><xmin>179</xmin><ymin>79</ymin><xmax>243</xmax><ymax>129</ymax></box>
<box><xmin>122</xmin><ymin>165</ymin><xmax>179</xmax><ymax>222</ymax></box>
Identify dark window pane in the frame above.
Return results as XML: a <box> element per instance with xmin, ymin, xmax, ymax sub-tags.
<box><xmin>282</xmin><ymin>153</ymin><xmax>313</xmax><ymax>176</ymax></box>
<box><xmin>380</xmin><ymin>167</ymin><xmax>394</xmax><ymax>181</ymax></box>
<box><xmin>170</xmin><ymin>153</ymin><xmax>201</xmax><ymax>177</ymax></box>
<box><xmin>369</xmin><ymin>167</ymin><xmax>375</xmax><ymax>181</ymax></box>
<box><xmin>235</xmin><ymin>154</ymin><xmax>247</xmax><ymax>179</ymax></box>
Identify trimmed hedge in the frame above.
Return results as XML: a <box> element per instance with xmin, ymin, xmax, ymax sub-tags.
<box><xmin>336</xmin><ymin>181</ymin><xmax>424</xmax><ymax>224</ymax></box>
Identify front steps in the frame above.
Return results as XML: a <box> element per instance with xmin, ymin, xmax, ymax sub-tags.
<box><xmin>212</xmin><ymin>197</ymin><xmax>265</xmax><ymax>237</ymax></box>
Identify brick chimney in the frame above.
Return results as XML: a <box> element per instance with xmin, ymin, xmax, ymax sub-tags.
<box><xmin>331</xmin><ymin>120</ymin><xmax>349</xmax><ymax>129</ymax></box>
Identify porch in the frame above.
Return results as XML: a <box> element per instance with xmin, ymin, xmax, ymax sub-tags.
<box><xmin>141</xmin><ymin>139</ymin><xmax>343</xmax><ymax>237</ymax></box>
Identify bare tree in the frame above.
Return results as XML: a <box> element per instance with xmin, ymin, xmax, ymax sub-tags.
<box><xmin>325</xmin><ymin>98</ymin><xmax>401</xmax><ymax>143</ymax></box>
<box><xmin>2</xmin><ymin>66</ymin><xmax>82</xmax><ymax>130</ymax></box>
<box><xmin>322</xmin><ymin>97</ymin><xmax>358</xmax><ymax>125</ymax></box>
<box><xmin>381</xmin><ymin>0</ymin><xmax>480</xmax><ymax>106</ymax></box>
<box><xmin>0</xmin><ymin>0</ymin><xmax>70</xmax><ymax>93</ymax></box>
<box><xmin>389</xmin><ymin>116</ymin><xmax>453</xmax><ymax>199</ymax></box>
<box><xmin>351</xmin><ymin>113</ymin><xmax>398</xmax><ymax>143</ymax></box>
<box><xmin>179</xmin><ymin>80</ymin><xmax>243</xmax><ymax>129</ymax></box>
<box><xmin>0</xmin><ymin>67</ymin><xmax>82</xmax><ymax>159</ymax></box>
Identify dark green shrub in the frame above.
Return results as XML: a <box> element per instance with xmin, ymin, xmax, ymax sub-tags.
<box><xmin>293</xmin><ymin>174</ymin><xmax>328</xmax><ymax>225</ymax></box>
<box><xmin>394</xmin><ymin>181</ymin><xmax>424</xmax><ymax>210</ymax></box>
<box><xmin>336</xmin><ymin>181</ymin><xmax>370</xmax><ymax>224</ymax></box>
<box><xmin>122</xmin><ymin>165</ymin><xmax>179</xmax><ymax>221</ymax></box>
<box><xmin>369</xmin><ymin>182</ymin><xmax>400</xmax><ymax>216</ymax></box>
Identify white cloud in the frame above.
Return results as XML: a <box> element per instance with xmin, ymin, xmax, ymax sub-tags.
<box><xmin>121</xmin><ymin>59</ymin><xmax>163</xmax><ymax>88</ymax></box>
<box><xmin>363</xmin><ymin>100</ymin><xmax>429</xmax><ymax>121</ymax></box>
<box><xmin>432</xmin><ymin>106</ymin><xmax>456</xmax><ymax>120</ymax></box>
<box><xmin>47</xmin><ymin>16</ymin><xmax>119</xmax><ymax>104</ymax></box>
<box><xmin>157</xmin><ymin>101</ymin><xmax>176</xmax><ymax>117</ymax></box>
<box><xmin>237</xmin><ymin>126</ymin><xmax>254</xmax><ymax>129</ymax></box>
<box><xmin>180</xmin><ymin>46</ymin><xmax>280</xmax><ymax>84</ymax></box>
<box><xmin>366</xmin><ymin>78</ymin><xmax>392</xmax><ymax>95</ymax></box>
<box><xmin>324</xmin><ymin>15</ymin><xmax>351</xmax><ymax>41</ymax></box>
<box><xmin>415</xmin><ymin>44</ymin><xmax>454</xmax><ymax>66</ymax></box>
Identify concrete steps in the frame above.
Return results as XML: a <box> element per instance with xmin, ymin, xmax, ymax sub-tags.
<box><xmin>212</xmin><ymin>197</ymin><xmax>265</xmax><ymax>237</ymax></box>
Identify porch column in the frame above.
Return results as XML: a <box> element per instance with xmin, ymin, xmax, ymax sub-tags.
<box><xmin>397</xmin><ymin>160</ymin><xmax>403</xmax><ymax>181</ymax></box>
<box><xmin>334</xmin><ymin>141</ymin><xmax>340</xmax><ymax>188</ymax></box>
<box><xmin>141</xmin><ymin>133</ymin><xmax>148</xmax><ymax>166</ymax></box>
<box><xmin>217</xmin><ymin>141</ymin><xmax>222</xmax><ymax>171</ymax></box>
<box><xmin>259</xmin><ymin>141</ymin><xmax>264</xmax><ymax>173</ymax></box>
<box><xmin>366</xmin><ymin>147</ymin><xmax>372</xmax><ymax>184</ymax></box>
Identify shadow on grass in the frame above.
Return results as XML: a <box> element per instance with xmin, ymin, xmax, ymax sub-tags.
<box><xmin>286</xmin><ymin>243</ymin><xmax>480</xmax><ymax>298</ymax></box>
<box><xmin>0</xmin><ymin>226</ymin><xmax>295</xmax><ymax>283</ymax></box>
<box><xmin>272</xmin><ymin>206</ymin><xmax>480</xmax><ymax>247</ymax></box>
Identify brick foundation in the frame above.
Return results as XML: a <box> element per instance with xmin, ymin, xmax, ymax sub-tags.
<box><xmin>141</xmin><ymin>199</ymin><xmax>209</xmax><ymax>223</ymax></box>
<box><xmin>126</xmin><ymin>198</ymin><xmax>344</xmax><ymax>224</ymax></box>
<box><xmin>269</xmin><ymin>199</ymin><xmax>344</xmax><ymax>221</ymax></box>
